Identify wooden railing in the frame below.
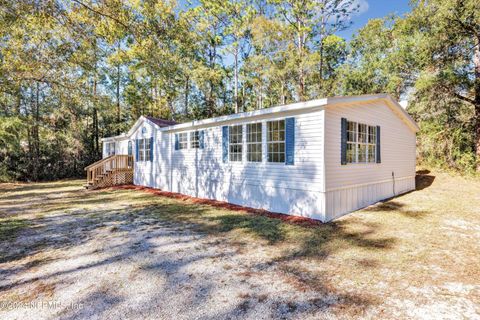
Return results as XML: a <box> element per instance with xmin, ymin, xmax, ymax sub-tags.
<box><xmin>85</xmin><ymin>155</ymin><xmax>134</xmax><ymax>187</ymax></box>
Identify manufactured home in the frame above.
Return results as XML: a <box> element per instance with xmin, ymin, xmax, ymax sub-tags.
<box><xmin>86</xmin><ymin>94</ymin><xmax>419</xmax><ymax>222</ymax></box>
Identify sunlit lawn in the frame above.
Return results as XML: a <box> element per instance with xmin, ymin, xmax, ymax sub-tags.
<box><xmin>0</xmin><ymin>169</ymin><xmax>479</xmax><ymax>318</ymax></box>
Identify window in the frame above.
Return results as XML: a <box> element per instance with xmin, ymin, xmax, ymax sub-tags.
<box><xmin>346</xmin><ymin>121</ymin><xmax>377</xmax><ymax>163</ymax></box>
<box><xmin>247</xmin><ymin>123</ymin><xmax>262</xmax><ymax>162</ymax></box>
<box><xmin>367</xmin><ymin>126</ymin><xmax>377</xmax><ymax>163</ymax></box>
<box><xmin>229</xmin><ymin>125</ymin><xmax>243</xmax><ymax>162</ymax></box>
<box><xmin>137</xmin><ymin>138</ymin><xmax>151</xmax><ymax>162</ymax></box>
<box><xmin>144</xmin><ymin>138</ymin><xmax>151</xmax><ymax>161</ymax></box>
<box><xmin>105</xmin><ymin>142</ymin><xmax>115</xmax><ymax>156</ymax></box>
<box><xmin>138</xmin><ymin>139</ymin><xmax>145</xmax><ymax>161</ymax></box>
<box><xmin>346</xmin><ymin>121</ymin><xmax>357</xmax><ymax>163</ymax></box>
<box><xmin>128</xmin><ymin>141</ymin><xmax>132</xmax><ymax>156</ymax></box>
<box><xmin>358</xmin><ymin>123</ymin><xmax>367</xmax><ymax>163</ymax></box>
<box><xmin>267</xmin><ymin>120</ymin><xmax>285</xmax><ymax>163</ymax></box>
<box><xmin>190</xmin><ymin>131</ymin><xmax>200</xmax><ymax>149</ymax></box>
<box><xmin>177</xmin><ymin>132</ymin><xmax>188</xmax><ymax>150</ymax></box>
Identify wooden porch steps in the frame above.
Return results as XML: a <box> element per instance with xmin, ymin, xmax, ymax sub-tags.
<box><xmin>84</xmin><ymin>155</ymin><xmax>134</xmax><ymax>189</ymax></box>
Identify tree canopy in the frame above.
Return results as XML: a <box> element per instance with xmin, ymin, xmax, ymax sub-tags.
<box><xmin>1</xmin><ymin>0</ymin><xmax>479</xmax><ymax>181</ymax></box>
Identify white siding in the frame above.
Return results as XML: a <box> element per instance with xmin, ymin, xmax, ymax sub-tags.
<box><xmin>116</xmin><ymin>139</ymin><xmax>129</xmax><ymax>155</ymax></box>
<box><xmin>102</xmin><ymin>138</ymin><xmax>129</xmax><ymax>158</ymax></box>
<box><xmin>323</xmin><ymin>100</ymin><xmax>416</xmax><ymax>220</ymax></box>
<box><xmin>134</xmin><ymin>110</ymin><xmax>327</xmax><ymax>221</ymax></box>
<box><xmin>132</xmin><ymin>121</ymin><xmax>158</xmax><ymax>188</ymax></box>
<box><xmin>129</xmin><ymin>97</ymin><xmax>416</xmax><ymax>222</ymax></box>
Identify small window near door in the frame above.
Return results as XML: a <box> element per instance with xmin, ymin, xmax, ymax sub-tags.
<box><xmin>106</xmin><ymin>142</ymin><xmax>115</xmax><ymax>156</ymax></box>
<box><xmin>138</xmin><ymin>139</ymin><xmax>145</xmax><ymax>161</ymax></box>
<box><xmin>144</xmin><ymin>138</ymin><xmax>151</xmax><ymax>161</ymax></box>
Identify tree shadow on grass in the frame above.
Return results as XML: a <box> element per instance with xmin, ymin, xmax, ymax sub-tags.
<box><xmin>416</xmin><ymin>170</ymin><xmax>435</xmax><ymax>191</ymax></box>
<box><xmin>363</xmin><ymin>200</ymin><xmax>430</xmax><ymax>219</ymax></box>
<box><xmin>0</xmin><ymin>184</ymin><xmax>400</xmax><ymax>317</ymax></box>
<box><xmin>0</xmin><ymin>180</ymin><xmax>81</xmax><ymax>194</ymax></box>
<box><xmin>207</xmin><ymin>214</ymin><xmax>286</xmax><ymax>244</ymax></box>
<box><xmin>267</xmin><ymin>219</ymin><xmax>396</xmax><ymax>264</ymax></box>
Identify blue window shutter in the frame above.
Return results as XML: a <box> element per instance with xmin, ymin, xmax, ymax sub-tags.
<box><xmin>135</xmin><ymin>139</ymin><xmax>139</xmax><ymax>162</ymax></box>
<box><xmin>341</xmin><ymin>118</ymin><xmax>347</xmax><ymax>165</ymax></box>
<box><xmin>222</xmin><ymin>126</ymin><xmax>228</xmax><ymax>163</ymax></box>
<box><xmin>174</xmin><ymin>134</ymin><xmax>179</xmax><ymax>150</ymax></box>
<box><xmin>128</xmin><ymin>141</ymin><xmax>132</xmax><ymax>156</ymax></box>
<box><xmin>376</xmin><ymin>126</ymin><xmax>381</xmax><ymax>163</ymax></box>
<box><xmin>199</xmin><ymin>130</ymin><xmax>205</xmax><ymax>149</ymax></box>
<box><xmin>149</xmin><ymin>137</ymin><xmax>154</xmax><ymax>161</ymax></box>
<box><xmin>285</xmin><ymin>117</ymin><xmax>295</xmax><ymax>165</ymax></box>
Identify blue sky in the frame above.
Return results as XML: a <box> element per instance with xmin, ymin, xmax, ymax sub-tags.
<box><xmin>338</xmin><ymin>0</ymin><xmax>412</xmax><ymax>40</ymax></box>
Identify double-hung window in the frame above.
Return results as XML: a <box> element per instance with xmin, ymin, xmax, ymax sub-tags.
<box><xmin>367</xmin><ymin>126</ymin><xmax>377</xmax><ymax>163</ymax></box>
<box><xmin>346</xmin><ymin>121</ymin><xmax>357</xmax><ymax>163</ymax></box>
<box><xmin>229</xmin><ymin>125</ymin><xmax>243</xmax><ymax>162</ymax></box>
<box><xmin>144</xmin><ymin>138</ymin><xmax>151</xmax><ymax>161</ymax></box>
<box><xmin>267</xmin><ymin>120</ymin><xmax>285</xmax><ymax>163</ymax></box>
<box><xmin>358</xmin><ymin>123</ymin><xmax>368</xmax><ymax>162</ymax></box>
<box><xmin>346</xmin><ymin>121</ymin><xmax>377</xmax><ymax>163</ymax></box>
<box><xmin>138</xmin><ymin>139</ymin><xmax>145</xmax><ymax>161</ymax></box>
<box><xmin>106</xmin><ymin>142</ymin><xmax>115</xmax><ymax>157</ymax></box>
<box><xmin>177</xmin><ymin>132</ymin><xmax>188</xmax><ymax>150</ymax></box>
<box><xmin>190</xmin><ymin>131</ymin><xmax>200</xmax><ymax>149</ymax></box>
<box><xmin>246</xmin><ymin>123</ymin><xmax>262</xmax><ymax>162</ymax></box>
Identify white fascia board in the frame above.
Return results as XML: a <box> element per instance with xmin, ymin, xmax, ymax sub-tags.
<box><xmin>160</xmin><ymin>98</ymin><xmax>328</xmax><ymax>132</ymax></box>
<box><xmin>102</xmin><ymin>116</ymin><xmax>160</xmax><ymax>141</ymax></box>
<box><xmin>103</xmin><ymin>93</ymin><xmax>419</xmax><ymax>138</ymax></box>
<box><xmin>325</xmin><ymin>93</ymin><xmax>419</xmax><ymax>133</ymax></box>
<box><xmin>100</xmin><ymin>134</ymin><xmax>128</xmax><ymax>142</ymax></box>
<box><xmin>383</xmin><ymin>95</ymin><xmax>420</xmax><ymax>132</ymax></box>
<box><xmin>126</xmin><ymin>116</ymin><xmax>147</xmax><ymax>137</ymax></box>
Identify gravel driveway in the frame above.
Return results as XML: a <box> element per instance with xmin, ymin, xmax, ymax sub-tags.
<box><xmin>1</xmin><ymin>177</ymin><xmax>479</xmax><ymax>319</ymax></box>
<box><xmin>0</xmin><ymin>183</ymin><xmax>341</xmax><ymax>320</ymax></box>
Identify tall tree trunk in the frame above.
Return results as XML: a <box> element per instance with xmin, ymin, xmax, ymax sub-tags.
<box><xmin>474</xmin><ymin>41</ymin><xmax>480</xmax><ymax>172</ymax></box>
<box><xmin>184</xmin><ymin>75</ymin><xmax>189</xmax><ymax>115</ymax></box>
<box><xmin>319</xmin><ymin>38</ymin><xmax>324</xmax><ymax>95</ymax></box>
<box><xmin>93</xmin><ymin>76</ymin><xmax>99</xmax><ymax>159</ymax></box>
<box><xmin>26</xmin><ymin>87</ymin><xmax>33</xmax><ymax>181</ymax></box>
<box><xmin>297</xmin><ymin>26</ymin><xmax>305</xmax><ymax>101</ymax></box>
<box><xmin>234</xmin><ymin>44</ymin><xmax>239</xmax><ymax>113</ymax></box>
<box><xmin>32</xmin><ymin>82</ymin><xmax>40</xmax><ymax>181</ymax></box>
<box><xmin>15</xmin><ymin>85</ymin><xmax>21</xmax><ymax>115</ymax></box>
<box><xmin>93</xmin><ymin>107</ymin><xmax>99</xmax><ymax>159</ymax></box>
<box><xmin>116</xmin><ymin>63</ymin><xmax>121</xmax><ymax>135</ymax></box>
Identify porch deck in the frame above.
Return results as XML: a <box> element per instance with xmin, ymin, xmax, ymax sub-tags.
<box><xmin>85</xmin><ymin>155</ymin><xmax>134</xmax><ymax>189</ymax></box>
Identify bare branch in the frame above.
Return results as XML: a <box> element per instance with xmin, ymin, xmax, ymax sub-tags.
<box><xmin>453</xmin><ymin>92</ymin><xmax>475</xmax><ymax>105</ymax></box>
<box><xmin>70</xmin><ymin>0</ymin><xmax>130</xmax><ymax>30</ymax></box>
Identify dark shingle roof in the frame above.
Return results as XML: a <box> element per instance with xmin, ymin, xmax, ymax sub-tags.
<box><xmin>145</xmin><ymin>116</ymin><xmax>177</xmax><ymax>128</ymax></box>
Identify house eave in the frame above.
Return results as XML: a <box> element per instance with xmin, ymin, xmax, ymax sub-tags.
<box><xmin>102</xmin><ymin>94</ymin><xmax>419</xmax><ymax>138</ymax></box>
<box><xmin>100</xmin><ymin>134</ymin><xmax>128</xmax><ymax>142</ymax></box>
<box><xmin>161</xmin><ymin>98</ymin><xmax>328</xmax><ymax>132</ymax></box>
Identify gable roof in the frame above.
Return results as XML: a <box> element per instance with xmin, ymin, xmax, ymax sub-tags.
<box><xmin>145</xmin><ymin>116</ymin><xmax>177</xmax><ymax>127</ymax></box>
<box><xmin>325</xmin><ymin>94</ymin><xmax>419</xmax><ymax>132</ymax></box>
<box><xmin>101</xmin><ymin>116</ymin><xmax>177</xmax><ymax>141</ymax></box>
